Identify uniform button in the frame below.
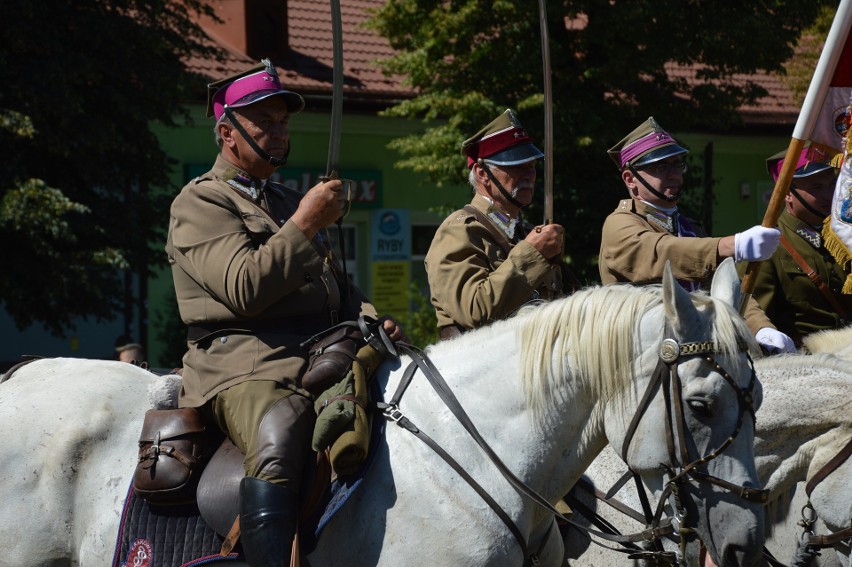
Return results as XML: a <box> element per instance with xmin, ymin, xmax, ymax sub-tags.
<box><xmin>220</xmin><ymin>336</ymin><xmax>228</xmax><ymax>344</ymax></box>
<box><xmin>263</xmin><ymin>223</ymin><xmax>271</xmax><ymax>231</ymax></box>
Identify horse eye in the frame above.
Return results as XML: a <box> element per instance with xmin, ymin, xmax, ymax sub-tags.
<box><xmin>687</xmin><ymin>399</ymin><xmax>712</xmax><ymax>417</ymax></box>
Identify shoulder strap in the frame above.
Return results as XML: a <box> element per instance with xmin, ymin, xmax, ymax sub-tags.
<box><xmin>779</xmin><ymin>235</ymin><xmax>849</xmax><ymax>321</ymax></box>
<box><xmin>462</xmin><ymin>204</ymin><xmax>514</xmax><ymax>255</ymax></box>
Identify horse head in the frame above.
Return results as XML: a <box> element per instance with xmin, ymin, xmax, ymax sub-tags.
<box><xmin>603</xmin><ymin>259</ymin><xmax>767</xmax><ymax>566</ymax></box>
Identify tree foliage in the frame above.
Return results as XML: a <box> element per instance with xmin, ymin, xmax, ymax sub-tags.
<box><xmin>0</xmin><ymin>0</ymin><xmax>220</xmax><ymax>335</ymax></box>
<box><xmin>366</xmin><ymin>0</ymin><xmax>832</xmax><ymax>282</ymax></box>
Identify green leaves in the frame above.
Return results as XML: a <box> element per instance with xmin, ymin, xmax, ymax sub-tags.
<box><xmin>368</xmin><ymin>0</ymin><xmax>831</xmax><ymax>282</ymax></box>
<box><xmin>0</xmin><ymin>0</ymin><xmax>220</xmax><ymax>335</ymax></box>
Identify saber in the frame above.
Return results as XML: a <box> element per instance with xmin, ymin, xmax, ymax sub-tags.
<box><xmin>325</xmin><ymin>0</ymin><xmax>344</xmax><ymax>182</ymax></box>
<box><xmin>538</xmin><ymin>0</ymin><xmax>554</xmax><ymax>224</ymax></box>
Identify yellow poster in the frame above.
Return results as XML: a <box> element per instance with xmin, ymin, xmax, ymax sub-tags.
<box><xmin>370</xmin><ymin>261</ymin><xmax>410</xmax><ymax>316</ymax></box>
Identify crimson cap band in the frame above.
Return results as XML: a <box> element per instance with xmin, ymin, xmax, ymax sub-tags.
<box><xmin>766</xmin><ymin>143</ymin><xmax>837</xmax><ymax>182</ymax></box>
<box><xmin>206</xmin><ymin>59</ymin><xmax>305</xmax><ymax>121</ymax></box>
<box><xmin>462</xmin><ymin>109</ymin><xmax>544</xmax><ymax>168</ymax></box>
<box><xmin>608</xmin><ymin>116</ymin><xmax>688</xmax><ymax>170</ymax></box>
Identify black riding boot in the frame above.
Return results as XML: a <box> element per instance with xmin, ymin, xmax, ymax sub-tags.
<box><xmin>239</xmin><ymin>476</ymin><xmax>299</xmax><ymax>567</ymax></box>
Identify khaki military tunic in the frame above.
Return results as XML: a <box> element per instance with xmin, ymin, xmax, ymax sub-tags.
<box><xmin>424</xmin><ymin>194</ymin><xmax>563</xmax><ymax>330</ymax></box>
<box><xmin>166</xmin><ymin>156</ymin><xmax>375</xmax><ymax>408</ymax></box>
<box><xmin>599</xmin><ymin>199</ymin><xmax>773</xmax><ymax>335</ymax></box>
<box><xmin>738</xmin><ymin>209</ymin><xmax>852</xmax><ymax>345</ymax></box>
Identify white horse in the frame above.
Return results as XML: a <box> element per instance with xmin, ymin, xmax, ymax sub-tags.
<box><xmin>562</xmin><ymin>352</ymin><xmax>852</xmax><ymax>566</ymax></box>
<box><xmin>802</xmin><ymin>326</ymin><xmax>852</xmax><ymax>360</ymax></box>
<box><xmin>0</xmin><ymin>261</ymin><xmax>767</xmax><ymax>567</ymax></box>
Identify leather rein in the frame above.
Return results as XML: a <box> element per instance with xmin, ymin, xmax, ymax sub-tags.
<box><xmin>375</xmin><ymin>325</ymin><xmax>766</xmax><ymax>567</ymax></box>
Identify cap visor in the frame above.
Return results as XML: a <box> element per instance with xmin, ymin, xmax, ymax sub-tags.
<box><xmin>794</xmin><ymin>162</ymin><xmax>835</xmax><ymax>178</ymax></box>
<box><xmin>482</xmin><ymin>143</ymin><xmax>544</xmax><ymax>166</ymax></box>
<box><xmin>229</xmin><ymin>90</ymin><xmax>305</xmax><ymax>114</ymax></box>
<box><xmin>632</xmin><ymin>144</ymin><xmax>688</xmax><ymax>167</ymax></box>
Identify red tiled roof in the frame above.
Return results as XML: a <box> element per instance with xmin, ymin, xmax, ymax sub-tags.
<box><xmin>666</xmin><ymin>63</ymin><xmax>800</xmax><ymax>127</ymax></box>
<box><xmin>186</xmin><ymin>0</ymin><xmax>412</xmax><ymax>107</ymax></box>
<box><xmin>187</xmin><ymin>1</ymin><xmax>802</xmax><ymax>124</ymax></box>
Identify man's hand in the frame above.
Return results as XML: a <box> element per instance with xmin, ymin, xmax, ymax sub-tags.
<box><xmin>755</xmin><ymin>327</ymin><xmax>796</xmax><ymax>354</ymax></box>
<box><xmin>733</xmin><ymin>226</ymin><xmax>781</xmax><ymax>262</ymax></box>
<box><xmin>291</xmin><ymin>179</ymin><xmax>345</xmax><ymax>238</ymax></box>
<box><xmin>525</xmin><ymin>223</ymin><xmax>565</xmax><ymax>260</ymax></box>
<box><xmin>379</xmin><ymin>316</ymin><xmax>406</xmax><ymax>343</ymax></box>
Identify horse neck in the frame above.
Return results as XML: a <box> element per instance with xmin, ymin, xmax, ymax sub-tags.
<box><xmin>385</xmin><ymin>329</ymin><xmax>599</xmax><ymax>504</ymax></box>
<box><xmin>755</xmin><ymin>356</ymin><xmax>851</xmax><ymax>494</ymax></box>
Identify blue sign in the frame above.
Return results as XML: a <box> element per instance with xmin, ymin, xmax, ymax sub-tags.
<box><xmin>371</xmin><ymin>209</ymin><xmax>410</xmax><ymax>261</ymax></box>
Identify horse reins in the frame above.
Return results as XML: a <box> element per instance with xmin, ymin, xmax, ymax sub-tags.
<box><xmin>612</xmin><ymin>327</ymin><xmax>767</xmax><ymax>566</ymax></box>
<box><xmin>377</xmin><ymin>325</ymin><xmax>765</xmax><ymax>567</ymax></box>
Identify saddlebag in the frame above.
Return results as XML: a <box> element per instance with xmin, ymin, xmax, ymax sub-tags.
<box><xmin>133</xmin><ymin>408</ymin><xmax>219</xmax><ymax>505</ymax></box>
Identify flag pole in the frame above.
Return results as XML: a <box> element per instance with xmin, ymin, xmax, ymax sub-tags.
<box><xmin>739</xmin><ymin>0</ymin><xmax>852</xmax><ymax>313</ymax></box>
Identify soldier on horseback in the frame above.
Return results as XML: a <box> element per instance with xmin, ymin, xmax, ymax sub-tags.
<box><xmin>165</xmin><ymin>59</ymin><xmax>402</xmax><ymax>566</ymax></box>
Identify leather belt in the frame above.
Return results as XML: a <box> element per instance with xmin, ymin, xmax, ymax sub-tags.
<box><xmin>187</xmin><ymin>315</ymin><xmax>332</xmax><ymax>343</ymax></box>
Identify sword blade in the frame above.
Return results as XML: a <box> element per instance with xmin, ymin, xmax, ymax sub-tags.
<box><xmin>538</xmin><ymin>0</ymin><xmax>554</xmax><ymax>224</ymax></box>
<box><xmin>325</xmin><ymin>0</ymin><xmax>344</xmax><ymax>180</ymax></box>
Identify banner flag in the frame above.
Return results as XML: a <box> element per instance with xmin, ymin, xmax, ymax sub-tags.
<box><xmin>823</xmin><ymin>91</ymin><xmax>852</xmax><ymax>293</ymax></box>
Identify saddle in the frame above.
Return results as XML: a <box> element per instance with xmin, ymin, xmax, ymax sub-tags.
<box><xmin>131</xmin><ymin>317</ymin><xmax>396</xmax><ymax>549</ymax></box>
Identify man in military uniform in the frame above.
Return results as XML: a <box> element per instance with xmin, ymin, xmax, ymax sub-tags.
<box><xmin>600</xmin><ymin>116</ymin><xmax>796</xmax><ymax>353</ymax></box>
<box><xmin>738</xmin><ymin>146</ymin><xmax>850</xmax><ymax>346</ymax></box>
<box><xmin>165</xmin><ymin>60</ymin><xmax>401</xmax><ymax>566</ymax></box>
<box><xmin>424</xmin><ymin>109</ymin><xmax>568</xmax><ymax>339</ymax></box>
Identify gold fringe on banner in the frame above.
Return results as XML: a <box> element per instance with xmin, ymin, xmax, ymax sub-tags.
<box><xmin>822</xmin><ymin>216</ymin><xmax>852</xmax><ymax>293</ymax></box>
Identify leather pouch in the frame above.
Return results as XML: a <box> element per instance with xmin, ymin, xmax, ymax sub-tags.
<box><xmin>132</xmin><ymin>408</ymin><xmax>218</xmax><ymax>505</ymax></box>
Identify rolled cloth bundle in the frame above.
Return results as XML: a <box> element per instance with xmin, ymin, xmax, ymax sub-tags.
<box><xmin>329</xmin><ymin>344</ymin><xmax>383</xmax><ymax>476</ymax></box>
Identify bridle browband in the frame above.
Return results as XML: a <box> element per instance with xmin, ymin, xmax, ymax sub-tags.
<box><xmin>377</xmin><ymin>323</ymin><xmax>766</xmax><ymax>566</ymax></box>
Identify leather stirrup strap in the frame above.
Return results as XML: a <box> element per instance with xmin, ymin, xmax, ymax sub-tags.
<box><xmin>219</xmin><ymin>516</ymin><xmax>241</xmax><ymax>556</ymax></box>
<box><xmin>780</xmin><ymin>235</ymin><xmax>849</xmax><ymax>321</ymax></box>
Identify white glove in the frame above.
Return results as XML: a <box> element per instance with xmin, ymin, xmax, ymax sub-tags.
<box><xmin>755</xmin><ymin>327</ymin><xmax>796</xmax><ymax>354</ymax></box>
<box><xmin>734</xmin><ymin>226</ymin><xmax>781</xmax><ymax>262</ymax></box>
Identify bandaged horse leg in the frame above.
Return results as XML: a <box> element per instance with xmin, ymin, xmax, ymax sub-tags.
<box><xmin>213</xmin><ymin>383</ymin><xmax>315</xmax><ymax>567</ymax></box>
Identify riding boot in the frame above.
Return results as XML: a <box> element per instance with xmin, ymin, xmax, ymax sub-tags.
<box><xmin>239</xmin><ymin>476</ymin><xmax>299</xmax><ymax>567</ymax></box>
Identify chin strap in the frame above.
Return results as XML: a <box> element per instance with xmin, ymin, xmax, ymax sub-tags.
<box><xmin>479</xmin><ymin>160</ymin><xmax>527</xmax><ymax>210</ymax></box>
<box><xmin>629</xmin><ymin>166</ymin><xmax>680</xmax><ymax>203</ymax></box>
<box><xmin>224</xmin><ymin>107</ymin><xmax>290</xmax><ymax>167</ymax></box>
<box><xmin>789</xmin><ymin>186</ymin><xmax>830</xmax><ymax>219</ymax></box>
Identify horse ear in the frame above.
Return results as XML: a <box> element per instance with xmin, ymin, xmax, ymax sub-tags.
<box><xmin>710</xmin><ymin>258</ymin><xmax>741</xmax><ymax>309</ymax></box>
<box><xmin>662</xmin><ymin>260</ymin><xmax>698</xmax><ymax>336</ymax></box>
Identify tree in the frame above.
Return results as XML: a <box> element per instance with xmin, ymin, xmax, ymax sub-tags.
<box><xmin>366</xmin><ymin>0</ymin><xmax>833</xmax><ymax>282</ymax></box>
<box><xmin>0</xmin><ymin>0</ymin><xmax>220</xmax><ymax>336</ymax></box>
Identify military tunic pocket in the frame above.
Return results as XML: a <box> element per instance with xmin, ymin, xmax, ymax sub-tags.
<box><xmin>191</xmin><ymin>332</ymin><xmax>258</xmax><ymax>381</ymax></box>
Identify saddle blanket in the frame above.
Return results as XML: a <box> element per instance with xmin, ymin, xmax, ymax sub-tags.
<box><xmin>111</xmin><ymin>396</ymin><xmax>386</xmax><ymax>565</ymax></box>
<box><xmin>111</xmin><ymin>485</ymin><xmax>239</xmax><ymax>567</ymax></box>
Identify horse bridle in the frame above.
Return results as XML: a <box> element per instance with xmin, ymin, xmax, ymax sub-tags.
<box><xmin>376</xmin><ymin>323</ymin><xmax>767</xmax><ymax>567</ymax></box>
<box><xmin>615</xmin><ymin>324</ymin><xmax>768</xmax><ymax>565</ymax></box>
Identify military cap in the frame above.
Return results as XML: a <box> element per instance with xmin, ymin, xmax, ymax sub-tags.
<box><xmin>766</xmin><ymin>143</ymin><xmax>836</xmax><ymax>182</ymax></box>
<box><xmin>462</xmin><ymin>109</ymin><xmax>544</xmax><ymax>168</ymax></box>
<box><xmin>608</xmin><ymin>117</ymin><xmax>688</xmax><ymax>170</ymax></box>
<box><xmin>206</xmin><ymin>58</ymin><xmax>305</xmax><ymax>121</ymax></box>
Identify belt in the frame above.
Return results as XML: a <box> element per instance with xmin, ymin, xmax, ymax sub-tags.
<box><xmin>187</xmin><ymin>314</ymin><xmax>333</xmax><ymax>343</ymax></box>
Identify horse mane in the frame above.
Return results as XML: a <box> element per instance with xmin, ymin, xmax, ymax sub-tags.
<box><xmin>518</xmin><ymin>284</ymin><xmax>661</xmax><ymax>420</ymax></box>
<box><xmin>515</xmin><ymin>284</ymin><xmax>757</xmax><ymax>421</ymax></box>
